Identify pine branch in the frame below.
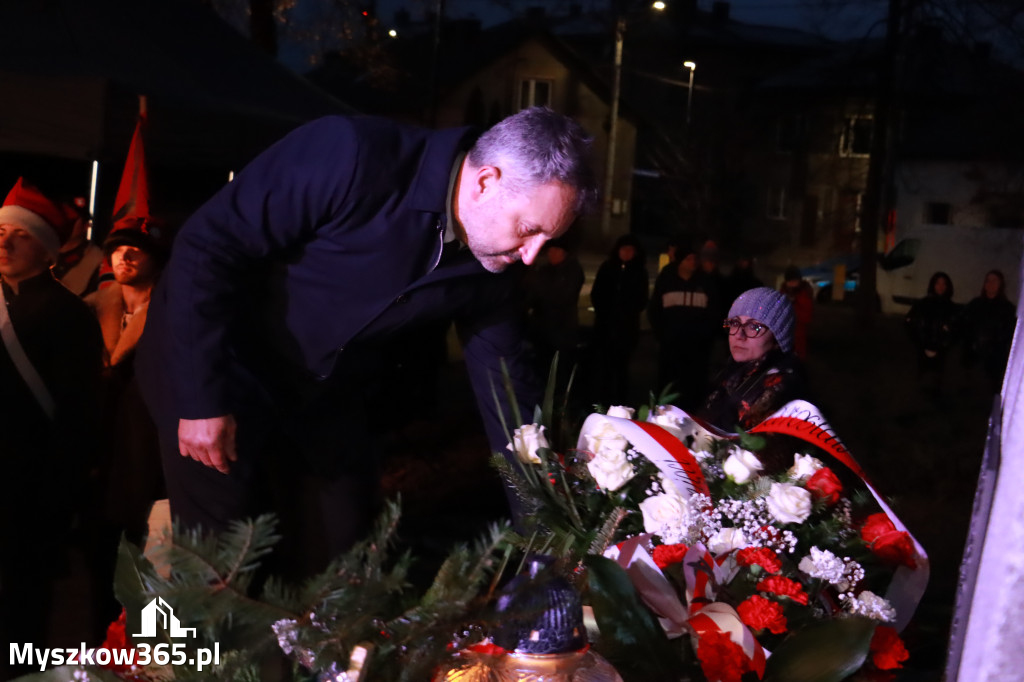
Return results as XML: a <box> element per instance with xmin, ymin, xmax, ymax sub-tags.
<box><xmin>588</xmin><ymin>507</ymin><xmax>629</xmax><ymax>557</ymax></box>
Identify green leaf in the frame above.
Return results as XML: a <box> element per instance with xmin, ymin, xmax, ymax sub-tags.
<box><xmin>112</xmin><ymin>534</ymin><xmax>156</xmax><ymax>642</ymax></box>
<box><xmin>583</xmin><ymin>555</ymin><xmax>687</xmax><ymax>676</ymax></box>
<box><xmin>763</xmin><ymin>616</ymin><xmax>876</xmax><ymax>682</ymax></box>
<box><xmin>737</xmin><ymin>429</ymin><xmax>767</xmax><ymax>452</ymax></box>
<box><xmin>541</xmin><ymin>352</ymin><xmax>558</xmax><ymax>428</ymax></box>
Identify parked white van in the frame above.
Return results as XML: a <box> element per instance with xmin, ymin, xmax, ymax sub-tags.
<box><xmin>877</xmin><ymin>225</ymin><xmax>1024</xmax><ymax>314</ymax></box>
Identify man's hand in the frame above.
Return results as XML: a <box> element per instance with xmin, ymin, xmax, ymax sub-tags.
<box><xmin>178</xmin><ymin>415</ymin><xmax>238</xmax><ymax>474</ymax></box>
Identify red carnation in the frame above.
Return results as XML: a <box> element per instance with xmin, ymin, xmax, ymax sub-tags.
<box><xmin>737</xmin><ymin>595</ymin><xmax>788</xmax><ymax>635</ymax></box>
<box><xmin>870</xmin><ymin>625</ymin><xmax>909</xmax><ymax>670</ymax></box>
<box><xmin>652</xmin><ymin>543</ymin><xmax>689</xmax><ymax>569</ymax></box>
<box><xmin>756</xmin><ymin>575</ymin><xmax>809</xmax><ymax>605</ymax></box>
<box><xmin>861</xmin><ymin>513</ymin><xmax>896</xmax><ymax>544</ymax></box>
<box><xmin>806</xmin><ymin>468</ymin><xmax>843</xmax><ymax>505</ymax></box>
<box><xmin>696</xmin><ymin>629</ymin><xmax>748</xmax><ymax>682</ymax></box>
<box><xmin>736</xmin><ymin>547</ymin><xmax>782</xmax><ymax>574</ymax></box>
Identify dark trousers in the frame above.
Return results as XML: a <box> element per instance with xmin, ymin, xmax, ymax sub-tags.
<box><xmin>157</xmin><ymin>410</ymin><xmax>377</xmax><ymax>583</ymax></box>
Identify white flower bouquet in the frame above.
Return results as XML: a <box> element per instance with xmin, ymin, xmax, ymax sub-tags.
<box><xmin>502</xmin><ymin>400</ymin><xmax>929</xmax><ymax>682</ymax></box>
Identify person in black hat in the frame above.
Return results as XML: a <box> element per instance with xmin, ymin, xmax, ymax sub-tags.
<box><xmin>83</xmin><ymin>220</ymin><xmax>168</xmax><ymax>641</ymax></box>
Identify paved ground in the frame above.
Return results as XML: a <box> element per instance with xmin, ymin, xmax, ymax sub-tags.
<box><xmin>37</xmin><ymin>302</ymin><xmax>989</xmax><ymax>681</ymax></box>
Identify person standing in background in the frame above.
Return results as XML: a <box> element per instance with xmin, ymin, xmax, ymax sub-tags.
<box><xmin>962</xmin><ymin>269</ymin><xmax>1017</xmax><ymax>394</ymax></box>
<box><xmin>83</xmin><ymin>220</ymin><xmax>168</xmax><ymax>642</ymax></box>
<box><xmin>52</xmin><ymin>197</ymin><xmax>103</xmax><ymax>297</ymax></box>
<box><xmin>779</xmin><ymin>265</ymin><xmax>814</xmax><ymax>359</ymax></box>
<box><xmin>724</xmin><ymin>253</ymin><xmax>764</xmax><ymax>304</ymax></box>
<box><xmin>0</xmin><ymin>178</ymin><xmax>104</xmax><ymax>672</ymax></box>
<box><xmin>589</xmin><ymin>234</ymin><xmax>648</xmax><ymax>405</ymax></box>
<box><xmin>525</xmin><ymin>237</ymin><xmax>585</xmax><ymax>381</ymax></box>
<box><xmin>648</xmin><ymin>243</ymin><xmax>719</xmax><ymax>410</ymax></box>
<box><xmin>905</xmin><ymin>271</ymin><xmax>958</xmax><ymax>399</ymax></box>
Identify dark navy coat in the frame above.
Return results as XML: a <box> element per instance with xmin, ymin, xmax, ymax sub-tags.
<box><xmin>137</xmin><ymin>115</ymin><xmax>537</xmax><ymax>455</ymax></box>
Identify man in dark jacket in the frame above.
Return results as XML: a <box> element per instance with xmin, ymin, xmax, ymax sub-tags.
<box><xmin>648</xmin><ymin>244</ymin><xmax>721</xmax><ymax>410</ymax></box>
<box><xmin>136</xmin><ymin>108</ymin><xmax>596</xmax><ymax>575</ymax></box>
<box><xmin>0</xmin><ymin>178</ymin><xmax>104</xmax><ymax>667</ymax></box>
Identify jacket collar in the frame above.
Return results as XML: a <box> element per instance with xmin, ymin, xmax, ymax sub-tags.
<box><xmin>407</xmin><ymin>126</ymin><xmax>478</xmax><ymax>213</ymax></box>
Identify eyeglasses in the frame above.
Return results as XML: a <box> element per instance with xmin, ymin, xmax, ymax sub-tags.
<box><xmin>723</xmin><ymin>318</ymin><xmax>769</xmax><ymax>338</ymax></box>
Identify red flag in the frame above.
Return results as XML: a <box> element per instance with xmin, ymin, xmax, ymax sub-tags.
<box><xmin>100</xmin><ymin>99</ymin><xmax>150</xmax><ymax>288</ymax></box>
<box><xmin>111</xmin><ymin>109</ymin><xmax>149</xmax><ymax>227</ymax></box>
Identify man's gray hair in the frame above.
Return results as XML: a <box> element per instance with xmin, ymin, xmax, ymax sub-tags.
<box><xmin>468</xmin><ymin>107</ymin><xmax>598</xmax><ymax>215</ymax></box>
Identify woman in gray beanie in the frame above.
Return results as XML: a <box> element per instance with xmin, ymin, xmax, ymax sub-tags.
<box><xmin>696</xmin><ymin>287</ymin><xmax>806</xmax><ymax>431</ymax></box>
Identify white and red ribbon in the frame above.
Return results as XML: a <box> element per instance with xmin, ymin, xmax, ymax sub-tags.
<box><xmin>607</xmin><ymin>538</ymin><xmax>769</xmax><ymax>677</ymax></box>
<box><xmin>577</xmin><ymin>413</ymin><xmax>710</xmax><ymax>499</ymax></box>
<box><xmin>747</xmin><ymin>400</ymin><xmax>930</xmax><ymax>631</ymax></box>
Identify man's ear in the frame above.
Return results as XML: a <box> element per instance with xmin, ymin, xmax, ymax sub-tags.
<box><xmin>472</xmin><ymin>165</ymin><xmax>502</xmax><ymax>203</ymax></box>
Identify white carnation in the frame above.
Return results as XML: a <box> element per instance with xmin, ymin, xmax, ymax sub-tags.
<box><xmin>798</xmin><ymin>547</ymin><xmax>864</xmax><ymax>592</ymax></box>
<box><xmin>846</xmin><ymin>590</ymin><xmax>897</xmax><ymax>622</ymax></box>
<box><xmin>798</xmin><ymin>547</ymin><xmax>847</xmax><ymax>583</ymax></box>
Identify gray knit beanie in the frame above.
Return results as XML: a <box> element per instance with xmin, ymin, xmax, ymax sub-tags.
<box><xmin>727</xmin><ymin>287</ymin><xmax>795</xmax><ymax>353</ymax></box>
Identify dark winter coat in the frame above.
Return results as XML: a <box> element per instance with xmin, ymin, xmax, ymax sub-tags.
<box><xmin>137</xmin><ymin>115</ymin><xmax>537</xmax><ymax>458</ymax></box>
<box><xmin>698</xmin><ymin>347</ymin><xmax>806</xmax><ymax>432</ymax></box>
<box><xmin>647</xmin><ymin>266</ymin><xmax>719</xmax><ymax>344</ymax></box>
<box><xmin>591</xmin><ymin>256</ymin><xmax>649</xmax><ymax>339</ymax></box>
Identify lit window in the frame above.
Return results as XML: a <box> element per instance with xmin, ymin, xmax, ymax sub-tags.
<box><xmin>839</xmin><ymin>116</ymin><xmax>873</xmax><ymax>157</ymax></box>
<box><xmin>519</xmin><ymin>79</ymin><xmax>552</xmax><ymax>109</ymax></box>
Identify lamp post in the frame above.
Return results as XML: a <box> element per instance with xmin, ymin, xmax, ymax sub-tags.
<box><xmin>683</xmin><ymin>60</ymin><xmax>696</xmax><ymax>137</ymax></box>
<box><xmin>601</xmin><ymin>1</ymin><xmax>665</xmax><ymax>236</ymax></box>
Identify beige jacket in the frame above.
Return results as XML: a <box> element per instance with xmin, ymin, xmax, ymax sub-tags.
<box><xmin>84</xmin><ymin>283</ymin><xmax>149</xmax><ymax>368</ymax></box>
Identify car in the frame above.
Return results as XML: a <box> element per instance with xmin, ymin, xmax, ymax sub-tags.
<box><xmin>790</xmin><ymin>255</ymin><xmax>860</xmax><ymax>303</ymax></box>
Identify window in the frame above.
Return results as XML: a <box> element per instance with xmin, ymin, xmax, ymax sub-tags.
<box><xmin>839</xmin><ymin>116</ymin><xmax>873</xmax><ymax>157</ymax></box>
<box><xmin>924</xmin><ymin>202</ymin><xmax>952</xmax><ymax>225</ymax></box>
<box><xmin>767</xmin><ymin>188</ymin><xmax>787</xmax><ymax>220</ymax></box>
<box><xmin>519</xmin><ymin>79</ymin><xmax>552</xmax><ymax>109</ymax></box>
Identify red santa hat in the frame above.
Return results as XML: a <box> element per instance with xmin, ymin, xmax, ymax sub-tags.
<box><xmin>0</xmin><ymin>178</ymin><xmax>78</xmax><ymax>262</ymax></box>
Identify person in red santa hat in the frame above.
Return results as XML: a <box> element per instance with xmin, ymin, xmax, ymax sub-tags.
<box><xmin>0</xmin><ymin>177</ymin><xmax>104</xmax><ymax>673</ymax></box>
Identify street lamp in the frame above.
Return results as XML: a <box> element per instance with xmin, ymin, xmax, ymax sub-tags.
<box><xmin>683</xmin><ymin>60</ymin><xmax>696</xmax><ymax>136</ymax></box>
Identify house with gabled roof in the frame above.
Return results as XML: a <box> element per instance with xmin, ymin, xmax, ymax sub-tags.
<box><xmin>308</xmin><ymin>16</ymin><xmax>638</xmax><ymax>250</ymax></box>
